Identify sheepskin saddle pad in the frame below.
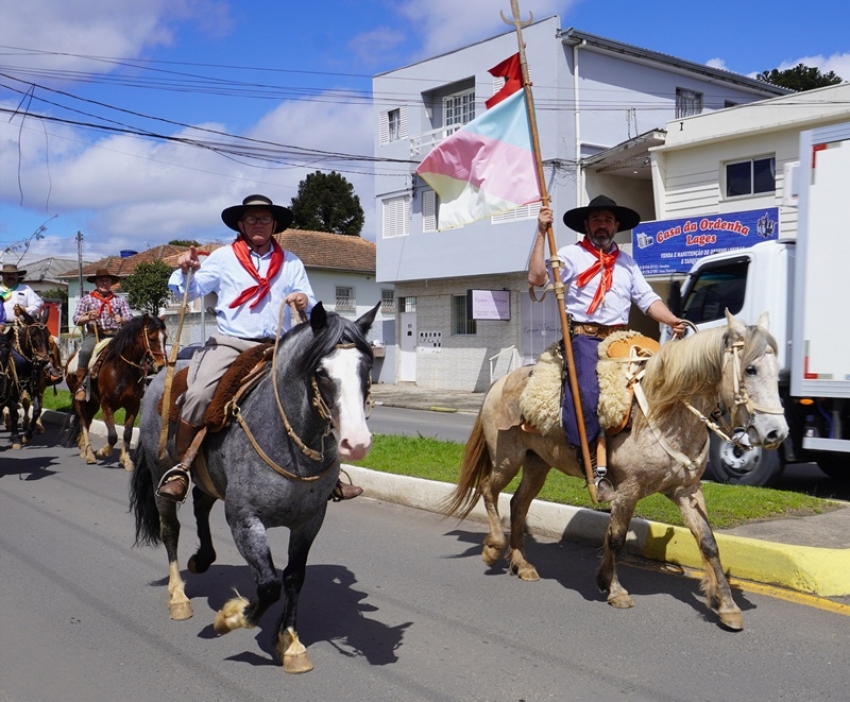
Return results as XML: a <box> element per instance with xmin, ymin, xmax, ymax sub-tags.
<box><xmin>597</xmin><ymin>331</ymin><xmax>659</xmax><ymax>434</ymax></box>
<box><xmin>518</xmin><ymin>331</ymin><xmax>659</xmax><ymax>437</ymax></box>
<box><xmin>159</xmin><ymin>343</ymin><xmax>274</xmax><ymax>432</ymax></box>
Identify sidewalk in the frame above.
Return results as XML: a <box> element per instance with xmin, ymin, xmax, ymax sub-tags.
<box><xmin>46</xmin><ymin>384</ymin><xmax>850</xmax><ymax>599</ymax></box>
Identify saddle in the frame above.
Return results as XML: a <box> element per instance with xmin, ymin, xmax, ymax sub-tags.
<box><xmin>517</xmin><ymin>331</ymin><xmax>659</xmax><ymax>438</ymax></box>
<box><xmin>160</xmin><ymin>342</ymin><xmax>275</xmax><ymax>432</ymax></box>
<box><xmin>596</xmin><ymin>331</ymin><xmax>659</xmax><ymax>435</ymax></box>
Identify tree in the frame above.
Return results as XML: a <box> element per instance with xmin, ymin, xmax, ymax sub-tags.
<box><xmin>122</xmin><ymin>260</ymin><xmax>173</xmax><ymax>316</ymax></box>
<box><xmin>290</xmin><ymin>170</ymin><xmax>365</xmax><ymax>237</ymax></box>
<box><xmin>756</xmin><ymin>64</ymin><xmax>843</xmax><ymax>91</ymax></box>
<box><xmin>168</xmin><ymin>239</ymin><xmax>201</xmax><ymax>247</ymax></box>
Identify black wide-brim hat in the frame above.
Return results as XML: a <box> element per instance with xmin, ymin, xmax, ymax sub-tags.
<box><xmin>221</xmin><ymin>194</ymin><xmax>293</xmax><ymax>234</ymax></box>
<box><xmin>563</xmin><ymin>195</ymin><xmax>641</xmax><ymax>233</ymax></box>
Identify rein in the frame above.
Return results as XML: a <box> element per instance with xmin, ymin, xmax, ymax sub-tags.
<box><xmin>118</xmin><ymin>324</ymin><xmax>167</xmax><ymax>381</ymax></box>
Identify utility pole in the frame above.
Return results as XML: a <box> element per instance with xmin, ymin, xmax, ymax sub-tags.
<box><xmin>76</xmin><ymin>231</ymin><xmax>84</xmax><ymax>296</ymax></box>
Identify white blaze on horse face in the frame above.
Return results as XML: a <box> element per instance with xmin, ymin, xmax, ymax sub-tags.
<box><xmin>321</xmin><ymin>347</ymin><xmax>372</xmax><ymax>462</ymax></box>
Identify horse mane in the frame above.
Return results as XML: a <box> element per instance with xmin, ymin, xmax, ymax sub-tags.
<box><xmin>101</xmin><ymin>314</ymin><xmax>166</xmax><ymax>363</ymax></box>
<box><xmin>639</xmin><ymin>322</ymin><xmax>777</xmax><ymax>424</ymax></box>
<box><xmin>286</xmin><ymin>311</ymin><xmax>372</xmax><ymax>379</ymax></box>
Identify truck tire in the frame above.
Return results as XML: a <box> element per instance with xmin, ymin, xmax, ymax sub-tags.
<box><xmin>705</xmin><ymin>433</ymin><xmax>785</xmax><ymax>486</ymax></box>
<box><xmin>814</xmin><ymin>456</ymin><xmax>850</xmax><ymax>482</ymax></box>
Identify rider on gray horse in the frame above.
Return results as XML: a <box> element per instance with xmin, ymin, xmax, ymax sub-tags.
<box><xmin>156</xmin><ymin>194</ymin><xmax>363</xmax><ymax>504</ymax></box>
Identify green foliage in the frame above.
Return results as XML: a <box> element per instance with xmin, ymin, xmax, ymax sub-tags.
<box><xmin>756</xmin><ymin>64</ymin><xmax>843</xmax><ymax>91</ymax></box>
<box><xmin>121</xmin><ymin>260</ymin><xmax>172</xmax><ymax>316</ymax></box>
<box><xmin>290</xmin><ymin>170</ymin><xmax>365</xmax><ymax>236</ymax></box>
<box><xmin>168</xmin><ymin>239</ymin><xmax>201</xmax><ymax>247</ymax></box>
<box><xmin>352</xmin><ymin>434</ymin><xmax>835</xmax><ymax>529</ymax></box>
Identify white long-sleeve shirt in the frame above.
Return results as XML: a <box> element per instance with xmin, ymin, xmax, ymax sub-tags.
<box><xmin>168</xmin><ymin>244</ymin><xmax>316</xmax><ymax>339</ymax></box>
<box><xmin>548</xmin><ymin>242</ymin><xmax>660</xmax><ymax>326</ymax></box>
<box><xmin>1</xmin><ymin>284</ymin><xmax>44</xmax><ymax>320</ymax></box>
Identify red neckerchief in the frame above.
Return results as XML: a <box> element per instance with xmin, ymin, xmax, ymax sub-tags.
<box><xmin>90</xmin><ymin>290</ymin><xmax>114</xmax><ymax>319</ymax></box>
<box><xmin>228</xmin><ymin>238</ymin><xmax>285</xmax><ymax>309</ymax></box>
<box><xmin>575</xmin><ymin>238</ymin><xmax>619</xmax><ymax>315</ymax></box>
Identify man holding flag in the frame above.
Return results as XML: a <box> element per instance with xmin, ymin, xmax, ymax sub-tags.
<box><xmin>528</xmin><ymin>197</ymin><xmax>685</xmax><ymax>472</ymax></box>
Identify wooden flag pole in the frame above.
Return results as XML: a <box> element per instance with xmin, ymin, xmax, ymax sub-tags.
<box><xmin>501</xmin><ymin>0</ymin><xmax>599</xmax><ymax>504</ymax></box>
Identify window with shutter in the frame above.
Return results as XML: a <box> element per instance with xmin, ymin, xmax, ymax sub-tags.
<box><xmin>382</xmin><ymin>196</ymin><xmax>410</xmax><ymax>238</ymax></box>
<box><xmin>422</xmin><ymin>189</ymin><xmax>437</xmax><ymax>232</ymax></box>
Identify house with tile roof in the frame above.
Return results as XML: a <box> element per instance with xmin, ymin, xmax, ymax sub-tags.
<box><xmin>59</xmin><ymin>231</ymin><xmax>394</xmax><ymax>382</ymax></box>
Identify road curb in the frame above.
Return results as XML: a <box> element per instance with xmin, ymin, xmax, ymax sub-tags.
<box><xmin>43</xmin><ymin>411</ymin><xmax>850</xmax><ymax>597</ymax></box>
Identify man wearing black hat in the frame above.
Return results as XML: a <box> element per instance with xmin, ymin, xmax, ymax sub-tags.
<box><xmin>528</xmin><ymin>197</ymin><xmax>684</xmax><ymax>487</ymax></box>
<box><xmin>156</xmin><ymin>194</ymin><xmax>362</xmax><ymax>504</ymax></box>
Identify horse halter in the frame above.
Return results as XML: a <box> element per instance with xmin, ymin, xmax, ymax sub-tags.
<box><xmin>119</xmin><ymin>324</ymin><xmax>167</xmax><ymax>380</ymax></box>
<box><xmin>688</xmin><ymin>337</ymin><xmax>785</xmax><ymax>450</ymax></box>
<box><xmin>10</xmin><ymin>320</ymin><xmax>51</xmax><ymax>365</ymax></box>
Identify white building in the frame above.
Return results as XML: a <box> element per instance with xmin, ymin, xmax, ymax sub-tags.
<box><xmin>373</xmin><ymin>16</ymin><xmax>788</xmax><ymax>391</ymax></box>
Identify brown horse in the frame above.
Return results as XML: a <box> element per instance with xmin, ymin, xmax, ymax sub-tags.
<box><xmin>64</xmin><ymin>314</ymin><xmax>167</xmax><ymax>469</ymax></box>
<box><xmin>443</xmin><ymin>311</ymin><xmax>788</xmax><ymax>630</ymax></box>
<box><xmin>1</xmin><ymin>306</ymin><xmax>52</xmax><ymax>448</ymax></box>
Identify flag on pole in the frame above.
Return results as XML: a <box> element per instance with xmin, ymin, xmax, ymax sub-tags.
<box><xmin>415</xmin><ymin>87</ymin><xmax>541</xmax><ymax>230</ymax></box>
<box><xmin>485</xmin><ymin>53</ymin><xmax>523</xmax><ymax>108</ymax></box>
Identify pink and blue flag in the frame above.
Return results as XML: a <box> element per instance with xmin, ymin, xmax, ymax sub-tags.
<box><xmin>415</xmin><ymin>88</ymin><xmax>541</xmax><ymax>230</ymax></box>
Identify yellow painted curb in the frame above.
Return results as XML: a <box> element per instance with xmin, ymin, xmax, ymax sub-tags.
<box><xmin>643</xmin><ymin>521</ymin><xmax>850</xmax><ymax>597</ymax></box>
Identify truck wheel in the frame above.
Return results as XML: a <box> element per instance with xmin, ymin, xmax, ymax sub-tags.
<box><xmin>706</xmin><ymin>433</ymin><xmax>785</xmax><ymax>486</ymax></box>
<box><xmin>814</xmin><ymin>457</ymin><xmax>849</xmax><ymax>482</ymax></box>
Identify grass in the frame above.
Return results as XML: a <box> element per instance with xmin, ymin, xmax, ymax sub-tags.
<box><xmin>352</xmin><ymin>434</ymin><xmax>838</xmax><ymax>530</ymax></box>
<box><xmin>42</xmin><ymin>396</ymin><xmax>838</xmax><ymax>530</ymax></box>
<box><xmin>41</xmin><ymin>388</ymin><xmax>131</xmax><ymax>426</ymax></box>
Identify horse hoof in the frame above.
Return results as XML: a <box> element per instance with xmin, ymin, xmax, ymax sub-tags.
<box><xmin>718</xmin><ymin>609</ymin><xmax>744</xmax><ymax>631</ymax></box>
<box><xmin>278</xmin><ymin>629</ymin><xmax>313</xmax><ymax>674</ymax></box>
<box><xmin>213</xmin><ymin>594</ymin><xmax>250</xmax><ymax>635</ymax></box>
<box><xmin>482</xmin><ymin>544</ymin><xmax>502</xmax><ymax>567</ymax></box>
<box><xmin>170</xmin><ymin>602</ymin><xmax>193</xmax><ymax>621</ymax></box>
<box><xmin>608</xmin><ymin>593</ymin><xmax>634</xmax><ymax>609</ymax></box>
<box><xmin>516</xmin><ymin>565</ymin><xmax>540</xmax><ymax>582</ymax></box>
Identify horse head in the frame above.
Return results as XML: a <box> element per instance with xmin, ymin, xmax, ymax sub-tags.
<box><xmin>283</xmin><ymin>301</ymin><xmax>379</xmax><ymax>463</ymax></box>
<box><xmin>719</xmin><ymin>310</ymin><xmax>788</xmax><ymax>451</ymax></box>
<box><xmin>14</xmin><ymin>307</ymin><xmax>51</xmax><ymax>365</ymax></box>
<box><xmin>141</xmin><ymin>314</ymin><xmax>168</xmax><ymax>374</ymax></box>
<box><xmin>102</xmin><ymin>314</ymin><xmax>168</xmax><ymax>378</ymax></box>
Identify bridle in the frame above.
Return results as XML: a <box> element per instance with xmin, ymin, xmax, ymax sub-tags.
<box><xmin>10</xmin><ymin>320</ymin><xmax>51</xmax><ymax>366</ymax></box>
<box><xmin>233</xmin><ymin>315</ymin><xmax>371</xmax><ymax>482</ymax></box>
<box><xmin>118</xmin><ymin>324</ymin><xmax>167</xmax><ymax>381</ymax></box>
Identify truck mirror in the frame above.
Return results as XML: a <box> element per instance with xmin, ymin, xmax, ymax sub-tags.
<box><xmin>668</xmin><ymin>280</ymin><xmax>682</xmax><ymax>316</ymax></box>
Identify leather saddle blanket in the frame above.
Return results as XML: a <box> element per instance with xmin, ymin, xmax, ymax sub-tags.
<box><xmin>65</xmin><ymin>338</ymin><xmax>112</xmax><ymax>376</ymax></box>
<box><xmin>518</xmin><ymin>331</ymin><xmax>659</xmax><ymax>437</ymax></box>
<box><xmin>160</xmin><ymin>342</ymin><xmax>274</xmax><ymax>432</ymax></box>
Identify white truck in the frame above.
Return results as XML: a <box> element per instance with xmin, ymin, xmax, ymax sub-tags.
<box><xmin>666</xmin><ymin>121</ymin><xmax>850</xmax><ymax>486</ymax></box>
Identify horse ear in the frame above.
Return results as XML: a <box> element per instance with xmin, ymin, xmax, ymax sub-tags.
<box><xmin>356</xmin><ymin>301</ymin><xmax>381</xmax><ymax>336</ymax></box>
<box><xmin>756</xmin><ymin>311</ymin><xmax>770</xmax><ymax>331</ymax></box>
<box><xmin>725</xmin><ymin>308</ymin><xmax>747</xmax><ymax>341</ymax></box>
<box><xmin>309</xmin><ymin>301</ymin><xmax>327</xmax><ymax>332</ymax></box>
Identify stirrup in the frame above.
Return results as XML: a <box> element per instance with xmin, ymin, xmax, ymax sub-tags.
<box><xmin>330</xmin><ymin>479</ymin><xmax>363</xmax><ymax>502</ymax></box>
<box><xmin>156</xmin><ymin>465</ymin><xmax>191</xmax><ymax>504</ymax></box>
<box><xmin>594</xmin><ymin>465</ymin><xmax>615</xmax><ymax>502</ymax></box>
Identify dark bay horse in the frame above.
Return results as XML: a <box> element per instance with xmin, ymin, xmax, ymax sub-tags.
<box><xmin>1</xmin><ymin>306</ymin><xmax>52</xmax><ymax>449</ymax></box>
<box><xmin>444</xmin><ymin>311</ymin><xmax>788</xmax><ymax>630</ymax></box>
<box><xmin>131</xmin><ymin>302</ymin><xmax>378</xmax><ymax>673</ymax></box>
<box><xmin>63</xmin><ymin>314</ymin><xmax>167</xmax><ymax>469</ymax></box>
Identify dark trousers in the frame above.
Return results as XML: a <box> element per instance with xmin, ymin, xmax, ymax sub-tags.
<box><xmin>560</xmin><ymin>335</ymin><xmax>602</xmax><ymax>447</ymax></box>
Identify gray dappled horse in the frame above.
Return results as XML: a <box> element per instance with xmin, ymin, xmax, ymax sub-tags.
<box><xmin>131</xmin><ymin>302</ymin><xmax>378</xmax><ymax>673</ymax></box>
<box><xmin>444</xmin><ymin>311</ymin><xmax>788</xmax><ymax>631</ymax></box>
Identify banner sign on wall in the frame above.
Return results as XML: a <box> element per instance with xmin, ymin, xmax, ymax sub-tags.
<box><xmin>632</xmin><ymin>207</ymin><xmax>780</xmax><ymax>275</ymax></box>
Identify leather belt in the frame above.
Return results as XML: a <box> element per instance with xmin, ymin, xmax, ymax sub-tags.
<box><xmin>571</xmin><ymin>322</ymin><xmax>626</xmax><ymax>339</ymax></box>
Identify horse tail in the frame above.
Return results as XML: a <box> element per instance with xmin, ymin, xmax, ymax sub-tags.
<box><xmin>440</xmin><ymin>411</ymin><xmax>491</xmax><ymax>520</ymax></box>
<box><xmin>130</xmin><ymin>442</ymin><xmax>162</xmax><ymax>547</ymax></box>
<box><xmin>58</xmin><ymin>412</ymin><xmax>80</xmax><ymax>449</ymax></box>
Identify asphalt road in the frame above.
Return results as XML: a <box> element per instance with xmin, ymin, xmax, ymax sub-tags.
<box><xmin>1</xmin><ymin>423</ymin><xmax>848</xmax><ymax>702</ymax></box>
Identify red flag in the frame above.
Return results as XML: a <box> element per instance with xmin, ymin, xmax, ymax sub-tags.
<box><xmin>485</xmin><ymin>53</ymin><xmax>523</xmax><ymax>109</ymax></box>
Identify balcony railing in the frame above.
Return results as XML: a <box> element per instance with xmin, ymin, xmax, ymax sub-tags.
<box><xmin>409</xmin><ymin>124</ymin><xmax>462</xmax><ymax>157</ymax></box>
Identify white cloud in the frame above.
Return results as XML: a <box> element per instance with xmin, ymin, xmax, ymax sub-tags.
<box><xmin>777</xmin><ymin>53</ymin><xmax>850</xmax><ymax>82</ymax></box>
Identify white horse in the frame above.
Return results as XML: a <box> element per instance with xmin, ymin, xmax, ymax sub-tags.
<box><xmin>444</xmin><ymin>311</ymin><xmax>788</xmax><ymax>630</ymax></box>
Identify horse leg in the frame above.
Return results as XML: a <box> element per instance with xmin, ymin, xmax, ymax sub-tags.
<box><xmin>8</xmin><ymin>404</ymin><xmax>23</xmax><ymax>450</ymax></box>
<box><xmin>275</xmin><ymin>513</ymin><xmax>327</xmax><ymax>674</ymax></box>
<box><xmin>95</xmin><ymin>406</ymin><xmax>118</xmax><ymax>462</ymax></box>
<box><xmin>477</xmin><ymin>458</ymin><xmax>518</xmax><ymax>569</ymax></box>
<box><xmin>507</xmin><ymin>455</ymin><xmax>551</xmax><ymax>581</ymax></box>
<box><xmin>118</xmin><ymin>412</ymin><xmax>136</xmax><ymax>471</ymax></box>
<box><xmin>187</xmin><ymin>487</ymin><xmax>218</xmax><ymax>574</ymax></box>
<box><xmin>670</xmin><ymin>487</ymin><xmax>743</xmax><ymax>631</ymax></box>
<box><xmin>214</xmin><ymin>512</ymin><xmax>283</xmax><ymax>638</ymax></box>
<box><xmin>77</xmin><ymin>415</ymin><xmax>97</xmax><ymax>464</ymax></box>
<box><xmin>158</xmin><ymin>498</ymin><xmax>193</xmax><ymax>621</ymax></box>
<box><xmin>596</xmin><ymin>492</ymin><xmax>639</xmax><ymax>609</ymax></box>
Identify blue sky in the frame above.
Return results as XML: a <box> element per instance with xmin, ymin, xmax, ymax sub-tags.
<box><xmin>1</xmin><ymin>0</ymin><xmax>847</xmax><ymax>263</ymax></box>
